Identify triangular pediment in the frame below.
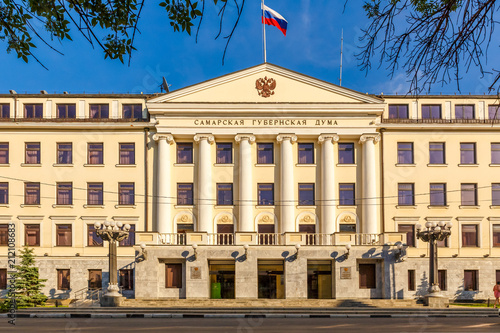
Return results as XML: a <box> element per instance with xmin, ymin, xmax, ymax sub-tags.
<box><xmin>148</xmin><ymin>63</ymin><xmax>383</xmax><ymax>104</ymax></box>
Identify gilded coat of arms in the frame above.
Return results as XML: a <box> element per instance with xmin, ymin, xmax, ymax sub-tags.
<box><xmin>255</xmin><ymin>76</ymin><xmax>276</xmax><ymax>98</ymax></box>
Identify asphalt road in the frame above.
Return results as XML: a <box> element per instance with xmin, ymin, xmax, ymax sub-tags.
<box><xmin>2</xmin><ymin>317</ymin><xmax>500</xmax><ymax>333</ymax></box>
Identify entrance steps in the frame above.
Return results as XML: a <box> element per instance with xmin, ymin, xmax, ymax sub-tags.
<box><xmin>122</xmin><ymin>298</ymin><xmax>423</xmax><ymax>308</ymax></box>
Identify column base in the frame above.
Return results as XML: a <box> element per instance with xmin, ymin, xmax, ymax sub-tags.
<box><xmin>424</xmin><ymin>294</ymin><xmax>449</xmax><ymax>308</ymax></box>
<box><xmin>100</xmin><ymin>295</ymin><xmax>125</xmax><ymax>307</ymax></box>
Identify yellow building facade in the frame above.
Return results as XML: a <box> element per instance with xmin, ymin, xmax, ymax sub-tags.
<box><xmin>1</xmin><ymin>64</ymin><xmax>499</xmax><ymax>302</ymax></box>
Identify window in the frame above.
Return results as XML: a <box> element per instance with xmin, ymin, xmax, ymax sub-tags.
<box><xmin>462</xmin><ymin>225</ymin><xmax>478</xmax><ymax>247</ymax></box>
<box><xmin>90</xmin><ymin>104</ymin><xmax>109</xmax><ymax>119</ymax></box>
<box><xmin>56</xmin><ymin>182</ymin><xmax>72</xmax><ymax>205</ymax></box>
<box><xmin>422</xmin><ymin>105</ymin><xmax>442</xmax><ymax>119</ymax></box>
<box><xmin>166</xmin><ymin>264</ymin><xmax>183</xmax><ymax>288</ymax></box>
<box><xmin>388</xmin><ymin>104</ymin><xmax>409</xmax><ymax>119</ymax></box>
<box><xmin>118</xmin><ymin>183</ymin><xmax>135</xmax><ymax>205</ymax></box>
<box><xmin>298</xmin><ymin>143</ymin><xmax>314</xmax><ymax>164</ymax></box>
<box><xmin>217</xmin><ymin>183</ymin><xmax>233</xmax><ymax>206</ymax></box>
<box><xmin>25</xmin><ymin>142</ymin><xmax>40</xmax><ymax>164</ymax></box>
<box><xmin>25</xmin><ymin>224</ymin><xmax>40</xmax><ymax>246</ymax></box>
<box><xmin>119</xmin><ymin>269</ymin><xmax>134</xmax><ymax>290</ymax></box>
<box><xmin>488</xmin><ymin>105</ymin><xmax>500</xmax><ymax>119</ymax></box>
<box><xmin>57</xmin><ymin>143</ymin><xmax>72</xmax><ymax>164</ymax></box>
<box><xmin>398</xmin><ymin>225</ymin><xmax>415</xmax><ymax>247</ymax></box>
<box><xmin>408</xmin><ymin>270</ymin><xmax>415</xmax><ymax>291</ymax></box>
<box><xmin>438</xmin><ymin>270</ymin><xmax>447</xmax><ymax>291</ymax></box>
<box><xmin>177</xmin><ymin>183</ymin><xmax>193</xmax><ymax>205</ymax></box>
<box><xmin>122</xmin><ymin>104</ymin><xmax>142</xmax><ymax>119</ymax></box>
<box><xmin>461</xmin><ymin>183</ymin><xmax>477</xmax><ymax>206</ymax></box>
<box><xmin>258</xmin><ymin>184</ymin><xmax>274</xmax><ymax>205</ymax></box>
<box><xmin>87</xmin><ymin>225</ymin><xmax>103</xmax><ymax>247</ymax></box>
<box><xmin>464</xmin><ymin>270</ymin><xmax>478</xmax><ymax>291</ymax></box>
<box><xmin>397</xmin><ymin>142</ymin><xmax>414</xmax><ymax>164</ymax></box>
<box><xmin>398</xmin><ymin>183</ymin><xmax>414</xmax><ymax>206</ymax></box>
<box><xmin>87</xmin><ymin>183</ymin><xmax>103</xmax><ymax>205</ymax></box>
<box><xmin>0</xmin><ymin>104</ymin><xmax>9</xmax><ymax>118</ymax></box>
<box><xmin>88</xmin><ymin>143</ymin><xmax>103</xmax><ymax>164</ymax></box>
<box><xmin>491</xmin><ymin>143</ymin><xmax>500</xmax><ymax>164</ymax></box>
<box><xmin>24</xmin><ymin>104</ymin><xmax>43</xmax><ymax>118</ymax></box>
<box><xmin>119</xmin><ymin>143</ymin><xmax>135</xmax><ymax>165</ymax></box>
<box><xmin>119</xmin><ymin>225</ymin><xmax>135</xmax><ymax>246</ymax></box>
<box><xmin>216</xmin><ymin>143</ymin><xmax>232</xmax><ymax>164</ymax></box>
<box><xmin>493</xmin><ymin>225</ymin><xmax>500</xmax><ymax>247</ymax></box>
<box><xmin>257</xmin><ymin>143</ymin><xmax>273</xmax><ymax>164</ymax></box>
<box><xmin>339</xmin><ymin>183</ymin><xmax>355</xmax><ymax>206</ymax></box>
<box><xmin>0</xmin><ymin>224</ymin><xmax>8</xmax><ymax>246</ymax></box>
<box><xmin>25</xmin><ymin>182</ymin><xmax>40</xmax><ymax>205</ymax></box>
<box><xmin>56</xmin><ymin>104</ymin><xmax>76</xmax><ymax>119</ymax></box>
<box><xmin>338</xmin><ymin>143</ymin><xmax>355</xmax><ymax>164</ymax></box>
<box><xmin>57</xmin><ymin>269</ymin><xmax>70</xmax><ymax>290</ymax></box>
<box><xmin>176</xmin><ymin>143</ymin><xmax>193</xmax><ymax>164</ymax></box>
<box><xmin>0</xmin><ymin>143</ymin><xmax>8</xmax><ymax>164</ymax></box>
<box><xmin>460</xmin><ymin>143</ymin><xmax>476</xmax><ymax>164</ymax></box>
<box><xmin>359</xmin><ymin>263</ymin><xmax>376</xmax><ymax>289</ymax></box>
<box><xmin>430</xmin><ymin>183</ymin><xmax>446</xmax><ymax>206</ymax></box>
<box><xmin>298</xmin><ymin>183</ymin><xmax>315</xmax><ymax>206</ymax></box>
<box><xmin>0</xmin><ymin>183</ymin><xmax>8</xmax><ymax>204</ymax></box>
<box><xmin>493</xmin><ymin>184</ymin><xmax>500</xmax><ymax>206</ymax></box>
<box><xmin>88</xmin><ymin>270</ymin><xmax>102</xmax><ymax>289</ymax></box>
<box><xmin>0</xmin><ymin>269</ymin><xmax>6</xmax><ymax>289</ymax></box>
<box><xmin>455</xmin><ymin>105</ymin><xmax>475</xmax><ymax>119</ymax></box>
<box><xmin>429</xmin><ymin>142</ymin><xmax>445</xmax><ymax>164</ymax></box>
<box><xmin>56</xmin><ymin>224</ymin><xmax>72</xmax><ymax>246</ymax></box>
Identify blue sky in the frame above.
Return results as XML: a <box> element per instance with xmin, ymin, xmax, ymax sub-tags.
<box><xmin>0</xmin><ymin>1</ymin><xmax>495</xmax><ymax>95</ymax></box>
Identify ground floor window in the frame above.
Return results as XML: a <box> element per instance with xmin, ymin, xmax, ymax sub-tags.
<box><xmin>307</xmin><ymin>261</ymin><xmax>332</xmax><ymax>299</ymax></box>
<box><xmin>166</xmin><ymin>264</ymin><xmax>183</xmax><ymax>288</ymax></box>
<box><xmin>359</xmin><ymin>263</ymin><xmax>376</xmax><ymax>289</ymax></box>
<box><xmin>497</xmin><ymin>270</ymin><xmax>500</xmax><ymax>284</ymax></box>
<box><xmin>464</xmin><ymin>270</ymin><xmax>478</xmax><ymax>291</ymax></box>
<box><xmin>258</xmin><ymin>260</ymin><xmax>284</xmax><ymax>299</ymax></box>
<box><xmin>57</xmin><ymin>269</ymin><xmax>70</xmax><ymax>290</ymax></box>
<box><xmin>88</xmin><ymin>269</ymin><xmax>102</xmax><ymax>289</ymax></box>
<box><xmin>438</xmin><ymin>270</ymin><xmax>447</xmax><ymax>291</ymax></box>
<box><xmin>408</xmin><ymin>270</ymin><xmax>415</xmax><ymax>291</ymax></box>
<box><xmin>209</xmin><ymin>261</ymin><xmax>235</xmax><ymax>299</ymax></box>
<box><xmin>0</xmin><ymin>268</ymin><xmax>6</xmax><ymax>289</ymax></box>
<box><xmin>119</xmin><ymin>269</ymin><xmax>134</xmax><ymax>290</ymax></box>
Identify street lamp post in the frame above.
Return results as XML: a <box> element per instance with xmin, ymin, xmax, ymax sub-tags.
<box><xmin>416</xmin><ymin>221</ymin><xmax>452</xmax><ymax>307</ymax></box>
<box><xmin>94</xmin><ymin>221</ymin><xmax>130</xmax><ymax>306</ymax></box>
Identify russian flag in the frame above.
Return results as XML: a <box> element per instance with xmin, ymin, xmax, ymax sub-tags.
<box><xmin>261</xmin><ymin>4</ymin><xmax>288</xmax><ymax>36</ymax></box>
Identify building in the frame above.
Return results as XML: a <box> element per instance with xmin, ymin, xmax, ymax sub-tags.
<box><xmin>1</xmin><ymin>63</ymin><xmax>500</xmax><ymax>301</ymax></box>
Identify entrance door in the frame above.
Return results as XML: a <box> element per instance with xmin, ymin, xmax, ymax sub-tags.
<box><xmin>209</xmin><ymin>261</ymin><xmax>235</xmax><ymax>299</ymax></box>
<box><xmin>258</xmin><ymin>260</ymin><xmax>285</xmax><ymax>299</ymax></box>
<box><xmin>307</xmin><ymin>261</ymin><xmax>332</xmax><ymax>299</ymax></box>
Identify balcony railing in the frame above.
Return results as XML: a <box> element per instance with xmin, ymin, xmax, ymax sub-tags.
<box><xmin>382</xmin><ymin>118</ymin><xmax>500</xmax><ymax>124</ymax></box>
<box><xmin>158</xmin><ymin>233</ymin><xmax>187</xmax><ymax>245</ymax></box>
<box><xmin>208</xmin><ymin>233</ymin><xmax>234</xmax><ymax>245</ymax></box>
<box><xmin>258</xmin><ymin>233</ymin><xmax>283</xmax><ymax>245</ymax></box>
<box><xmin>0</xmin><ymin>117</ymin><xmax>149</xmax><ymax>123</ymax></box>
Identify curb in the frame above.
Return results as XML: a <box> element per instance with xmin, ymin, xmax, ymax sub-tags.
<box><xmin>1</xmin><ymin>312</ymin><xmax>499</xmax><ymax>319</ymax></box>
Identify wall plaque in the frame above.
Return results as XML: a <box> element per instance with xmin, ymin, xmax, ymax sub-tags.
<box><xmin>190</xmin><ymin>266</ymin><xmax>201</xmax><ymax>279</ymax></box>
<box><xmin>340</xmin><ymin>267</ymin><xmax>352</xmax><ymax>279</ymax></box>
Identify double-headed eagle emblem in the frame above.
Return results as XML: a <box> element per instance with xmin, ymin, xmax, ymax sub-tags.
<box><xmin>255</xmin><ymin>76</ymin><xmax>276</xmax><ymax>98</ymax></box>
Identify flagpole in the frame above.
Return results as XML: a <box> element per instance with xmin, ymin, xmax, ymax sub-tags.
<box><xmin>262</xmin><ymin>0</ymin><xmax>267</xmax><ymax>63</ymax></box>
<box><xmin>340</xmin><ymin>29</ymin><xmax>343</xmax><ymax>86</ymax></box>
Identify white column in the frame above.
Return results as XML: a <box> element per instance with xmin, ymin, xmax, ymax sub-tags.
<box><xmin>194</xmin><ymin>134</ymin><xmax>215</xmax><ymax>233</ymax></box>
<box><xmin>359</xmin><ymin>134</ymin><xmax>380</xmax><ymax>234</ymax></box>
<box><xmin>277</xmin><ymin>134</ymin><xmax>297</xmax><ymax>233</ymax></box>
<box><xmin>318</xmin><ymin>134</ymin><xmax>339</xmax><ymax>234</ymax></box>
<box><xmin>153</xmin><ymin>134</ymin><xmax>174</xmax><ymax>234</ymax></box>
<box><xmin>235</xmin><ymin>134</ymin><xmax>256</xmax><ymax>232</ymax></box>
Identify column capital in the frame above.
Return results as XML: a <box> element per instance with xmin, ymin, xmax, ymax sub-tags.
<box><xmin>318</xmin><ymin>134</ymin><xmax>339</xmax><ymax>144</ymax></box>
<box><xmin>194</xmin><ymin>133</ymin><xmax>215</xmax><ymax>144</ymax></box>
<box><xmin>359</xmin><ymin>134</ymin><xmax>381</xmax><ymax>145</ymax></box>
<box><xmin>276</xmin><ymin>134</ymin><xmax>297</xmax><ymax>143</ymax></box>
<box><xmin>235</xmin><ymin>134</ymin><xmax>256</xmax><ymax>144</ymax></box>
<box><xmin>152</xmin><ymin>133</ymin><xmax>174</xmax><ymax>144</ymax></box>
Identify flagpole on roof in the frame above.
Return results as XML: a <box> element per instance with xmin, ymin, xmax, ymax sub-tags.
<box><xmin>340</xmin><ymin>29</ymin><xmax>343</xmax><ymax>86</ymax></box>
<box><xmin>262</xmin><ymin>0</ymin><xmax>267</xmax><ymax>63</ymax></box>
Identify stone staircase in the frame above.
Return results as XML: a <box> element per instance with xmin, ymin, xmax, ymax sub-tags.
<box><xmin>122</xmin><ymin>298</ymin><xmax>423</xmax><ymax>308</ymax></box>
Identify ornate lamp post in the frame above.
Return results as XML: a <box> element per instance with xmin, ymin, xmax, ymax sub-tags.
<box><xmin>416</xmin><ymin>221</ymin><xmax>452</xmax><ymax>306</ymax></box>
<box><xmin>94</xmin><ymin>221</ymin><xmax>130</xmax><ymax>304</ymax></box>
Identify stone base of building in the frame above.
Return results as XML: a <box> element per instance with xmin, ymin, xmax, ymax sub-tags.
<box><xmin>425</xmin><ymin>295</ymin><xmax>449</xmax><ymax>308</ymax></box>
<box><xmin>101</xmin><ymin>295</ymin><xmax>125</xmax><ymax>307</ymax></box>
